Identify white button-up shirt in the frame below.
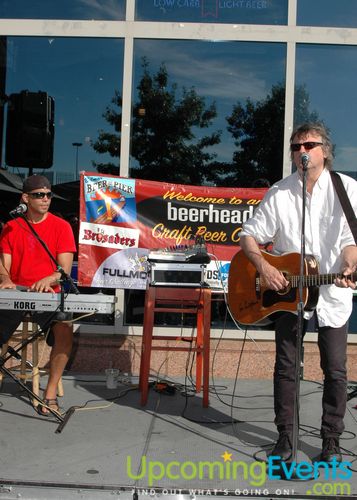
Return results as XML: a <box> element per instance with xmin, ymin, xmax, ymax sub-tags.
<box><xmin>240</xmin><ymin>168</ymin><xmax>357</xmax><ymax>327</ymax></box>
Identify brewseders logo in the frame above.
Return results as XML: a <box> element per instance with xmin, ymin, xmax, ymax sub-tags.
<box><xmin>79</xmin><ymin>222</ymin><xmax>139</xmax><ymax>250</ymax></box>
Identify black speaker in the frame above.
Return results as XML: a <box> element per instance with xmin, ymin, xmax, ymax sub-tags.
<box><xmin>5</xmin><ymin>90</ymin><xmax>55</xmax><ymax>169</ymax></box>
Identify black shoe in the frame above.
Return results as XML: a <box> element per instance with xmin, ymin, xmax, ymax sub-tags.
<box><xmin>320</xmin><ymin>437</ymin><xmax>342</xmax><ymax>463</ymax></box>
<box><xmin>269</xmin><ymin>432</ymin><xmax>292</xmax><ymax>461</ymax></box>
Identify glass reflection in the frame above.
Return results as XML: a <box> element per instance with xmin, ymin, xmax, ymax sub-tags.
<box><xmin>298</xmin><ymin>0</ymin><xmax>357</xmax><ymax>28</ymax></box>
<box><xmin>295</xmin><ymin>44</ymin><xmax>357</xmax><ymax>178</ymax></box>
<box><xmin>136</xmin><ymin>0</ymin><xmax>288</xmax><ymax>25</ymax></box>
<box><xmin>2</xmin><ymin>37</ymin><xmax>124</xmax><ymax>182</ymax></box>
<box><xmin>0</xmin><ymin>0</ymin><xmax>126</xmax><ymax>20</ymax></box>
<box><xmin>129</xmin><ymin>39</ymin><xmax>286</xmax><ymax>187</ymax></box>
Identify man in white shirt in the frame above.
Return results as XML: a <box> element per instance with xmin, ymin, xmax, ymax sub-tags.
<box><xmin>240</xmin><ymin>122</ymin><xmax>357</xmax><ymax>464</ymax></box>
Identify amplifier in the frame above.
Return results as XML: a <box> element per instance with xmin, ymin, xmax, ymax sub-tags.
<box><xmin>148</xmin><ymin>262</ymin><xmax>207</xmax><ymax>287</ymax></box>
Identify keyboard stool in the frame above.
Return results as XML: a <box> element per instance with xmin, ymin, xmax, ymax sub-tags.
<box><xmin>0</xmin><ymin>314</ymin><xmax>63</xmax><ymax>405</ymax></box>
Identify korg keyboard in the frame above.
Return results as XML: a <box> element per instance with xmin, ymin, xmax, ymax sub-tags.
<box><xmin>0</xmin><ymin>290</ymin><xmax>116</xmax><ymax>314</ymax></box>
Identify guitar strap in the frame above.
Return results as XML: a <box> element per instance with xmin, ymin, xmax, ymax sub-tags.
<box><xmin>330</xmin><ymin>170</ymin><xmax>357</xmax><ymax>245</ymax></box>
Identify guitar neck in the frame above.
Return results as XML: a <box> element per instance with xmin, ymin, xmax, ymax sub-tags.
<box><xmin>289</xmin><ymin>272</ymin><xmax>357</xmax><ymax>288</ymax></box>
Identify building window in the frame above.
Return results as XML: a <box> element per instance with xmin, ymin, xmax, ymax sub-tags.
<box><xmin>2</xmin><ymin>37</ymin><xmax>124</xmax><ymax>183</ymax></box>
<box><xmin>0</xmin><ymin>0</ymin><xmax>126</xmax><ymax>20</ymax></box>
<box><xmin>135</xmin><ymin>0</ymin><xmax>288</xmax><ymax>25</ymax></box>
<box><xmin>297</xmin><ymin>0</ymin><xmax>357</xmax><ymax>28</ymax></box>
<box><xmin>129</xmin><ymin>39</ymin><xmax>286</xmax><ymax>187</ymax></box>
<box><xmin>295</xmin><ymin>43</ymin><xmax>357</xmax><ymax>180</ymax></box>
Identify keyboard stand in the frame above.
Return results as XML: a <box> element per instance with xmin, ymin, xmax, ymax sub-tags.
<box><xmin>0</xmin><ymin>317</ymin><xmax>71</xmax><ymax>433</ymax></box>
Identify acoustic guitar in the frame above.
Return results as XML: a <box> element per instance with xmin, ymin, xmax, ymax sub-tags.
<box><xmin>228</xmin><ymin>250</ymin><xmax>356</xmax><ymax>325</ymax></box>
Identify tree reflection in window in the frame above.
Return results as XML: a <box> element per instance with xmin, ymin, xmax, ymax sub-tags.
<box><xmin>92</xmin><ymin>62</ymin><xmax>320</xmax><ymax>187</ymax></box>
<box><xmin>92</xmin><ymin>58</ymin><xmax>220</xmax><ymax>185</ymax></box>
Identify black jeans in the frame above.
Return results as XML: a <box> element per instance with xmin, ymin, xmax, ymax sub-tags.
<box><xmin>274</xmin><ymin>312</ymin><xmax>347</xmax><ymax>438</ymax></box>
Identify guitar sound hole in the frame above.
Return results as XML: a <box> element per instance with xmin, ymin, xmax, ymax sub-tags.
<box><xmin>277</xmin><ymin>282</ymin><xmax>291</xmax><ymax>296</ymax></box>
<box><xmin>262</xmin><ymin>288</ymin><xmax>296</xmax><ymax>308</ymax></box>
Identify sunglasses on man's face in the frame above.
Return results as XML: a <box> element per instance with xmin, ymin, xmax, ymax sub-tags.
<box><xmin>290</xmin><ymin>141</ymin><xmax>323</xmax><ymax>152</ymax></box>
<box><xmin>27</xmin><ymin>191</ymin><xmax>54</xmax><ymax>199</ymax></box>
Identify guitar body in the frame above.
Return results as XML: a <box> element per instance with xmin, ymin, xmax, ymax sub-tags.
<box><xmin>228</xmin><ymin>250</ymin><xmax>320</xmax><ymax>325</ymax></box>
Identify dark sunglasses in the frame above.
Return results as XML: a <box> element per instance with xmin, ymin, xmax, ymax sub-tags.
<box><xmin>290</xmin><ymin>141</ymin><xmax>323</xmax><ymax>152</ymax></box>
<box><xmin>27</xmin><ymin>191</ymin><xmax>54</xmax><ymax>199</ymax></box>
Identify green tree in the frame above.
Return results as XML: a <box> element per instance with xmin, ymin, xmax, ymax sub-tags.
<box><xmin>92</xmin><ymin>59</ymin><xmax>221</xmax><ymax>184</ymax></box>
<box><xmin>213</xmin><ymin>83</ymin><xmax>320</xmax><ymax>187</ymax></box>
<box><xmin>91</xmin><ymin>89</ymin><xmax>122</xmax><ymax>176</ymax></box>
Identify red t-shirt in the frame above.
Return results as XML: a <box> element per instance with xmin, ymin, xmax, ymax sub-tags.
<box><xmin>0</xmin><ymin>212</ymin><xmax>77</xmax><ymax>290</ymax></box>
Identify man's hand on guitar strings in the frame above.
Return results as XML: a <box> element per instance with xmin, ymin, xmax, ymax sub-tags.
<box><xmin>337</xmin><ymin>246</ymin><xmax>357</xmax><ymax>289</ymax></box>
<box><xmin>335</xmin><ymin>273</ymin><xmax>356</xmax><ymax>290</ymax></box>
<box><xmin>259</xmin><ymin>259</ymin><xmax>289</xmax><ymax>291</ymax></box>
<box><xmin>335</xmin><ymin>261</ymin><xmax>356</xmax><ymax>289</ymax></box>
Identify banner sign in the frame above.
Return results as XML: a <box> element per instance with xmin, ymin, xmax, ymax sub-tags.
<box><xmin>78</xmin><ymin>173</ymin><xmax>266</xmax><ymax>289</ymax></box>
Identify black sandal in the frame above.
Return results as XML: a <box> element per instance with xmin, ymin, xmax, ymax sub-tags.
<box><xmin>37</xmin><ymin>398</ymin><xmax>60</xmax><ymax>417</ymax></box>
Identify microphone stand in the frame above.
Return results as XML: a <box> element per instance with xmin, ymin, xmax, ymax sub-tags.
<box><xmin>0</xmin><ymin>211</ymin><xmax>79</xmax><ymax>433</ymax></box>
<box><xmin>287</xmin><ymin>161</ymin><xmax>313</xmax><ymax>479</ymax></box>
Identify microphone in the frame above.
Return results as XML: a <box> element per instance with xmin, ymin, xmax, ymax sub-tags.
<box><xmin>301</xmin><ymin>153</ymin><xmax>310</xmax><ymax>170</ymax></box>
<box><xmin>9</xmin><ymin>203</ymin><xmax>28</xmax><ymax>217</ymax></box>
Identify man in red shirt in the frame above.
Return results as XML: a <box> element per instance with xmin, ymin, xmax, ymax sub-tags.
<box><xmin>0</xmin><ymin>175</ymin><xmax>77</xmax><ymax>416</ymax></box>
